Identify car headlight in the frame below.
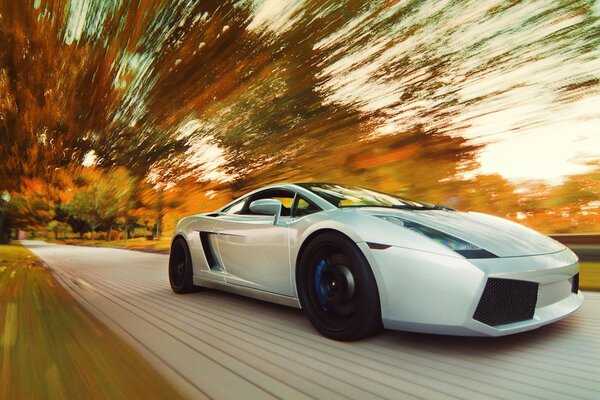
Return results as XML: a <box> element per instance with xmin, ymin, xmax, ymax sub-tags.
<box><xmin>378</xmin><ymin>216</ymin><xmax>498</xmax><ymax>258</ymax></box>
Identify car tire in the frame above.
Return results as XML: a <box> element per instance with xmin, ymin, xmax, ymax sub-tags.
<box><xmin>169</xmin><ymin>238</ymin><xmax>200</xmax><ymax>294</ymax></box>
<box><xmin>297</xmin><ymin>232</ymin><xmax>382</xmax><ymax>340</ymax></box>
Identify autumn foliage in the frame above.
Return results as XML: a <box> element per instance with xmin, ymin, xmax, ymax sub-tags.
<box><xmin>1</xmin><ymin>1</ymin><xmax>599</xmax><ymax>239</ymax></box>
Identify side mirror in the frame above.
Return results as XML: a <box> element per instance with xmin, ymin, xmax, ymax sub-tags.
<box><xmin>249</xmin><ymin>199</ymin><xmax>282</xmax><ymax>225</ymax></box>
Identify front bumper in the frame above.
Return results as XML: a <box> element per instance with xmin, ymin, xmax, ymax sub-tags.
<box><xmin>358</xmin><ymin>243</ymin><xmax>583</xmax><ymax>336</ymax></box>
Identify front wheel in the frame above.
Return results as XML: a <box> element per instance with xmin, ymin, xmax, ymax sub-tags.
<box><xmin>297</xmin><ymin>232</ymin><xmax>382</xmax><ymax>340</ymax></box>
<box><xmin>169</xmin><ymin>238</ymin><xmax>200</xmax><ymax>294</ymax></box>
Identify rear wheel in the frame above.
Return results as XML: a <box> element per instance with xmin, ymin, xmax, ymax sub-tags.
<box><xmin>169</xmin><ymin>238</ymin><xmax>199</xmax><ymax>294</ymax></box>
<box><xmin>297</xmin><ymin>232</ymin><xmax>382</xmax><ymax>340</ymax></box>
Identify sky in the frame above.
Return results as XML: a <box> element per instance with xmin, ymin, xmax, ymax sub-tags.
<box><xmin>474</xmin><ymin>95</ymin><xmax>600</xmax><ymax>184</ymax></box>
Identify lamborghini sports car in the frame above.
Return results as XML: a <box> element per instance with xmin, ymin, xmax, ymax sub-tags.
<box><xmin>169</xmin><ymin>183</ymin><xmax>583</xmax><ymax>340</ymax></box>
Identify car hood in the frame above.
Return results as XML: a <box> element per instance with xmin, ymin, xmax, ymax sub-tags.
<box><xmin>355</xmin><ymin>208</ymin><xmax>565</xmax><ymax>257</ymax></box>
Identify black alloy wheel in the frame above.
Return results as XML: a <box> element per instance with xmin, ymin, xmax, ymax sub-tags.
<box><xmin>298</xmin><ymin>232</ymin><xmax>382</xmax><ymax>340</ymax></box>
<box><xmin>169</xmin><ymin>238</ymin><xmax>198</xmax><ymax>294</ymax></box>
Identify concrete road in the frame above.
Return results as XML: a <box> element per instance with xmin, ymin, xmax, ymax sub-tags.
<box><xmin>23</xmin><ymin>240</ymin><xmax>600</xmax><ymax>400</ymax></box>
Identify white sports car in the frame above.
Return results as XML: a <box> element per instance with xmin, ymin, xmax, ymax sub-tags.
<box><xmin>169</xmin><ymin>183</ymin><xmax>583</xmax><ymax>340</ymax></box>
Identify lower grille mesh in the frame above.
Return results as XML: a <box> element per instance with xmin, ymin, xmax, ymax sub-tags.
<box><xmin>474</xmin><ymin>278</ymin><xmax>538</xmax><ymax>326</ymax></box>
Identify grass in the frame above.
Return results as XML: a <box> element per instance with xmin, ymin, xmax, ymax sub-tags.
<box><xmin>48</xmin><ymin>237</ymin><xmax>171</xmax><ymax>253</ymax></box>
<box><xmin>580</xmin><ymin>262</ymin><xmax>600</xmax><ymax>291</ymax></box>
<box><xmin>0</xmin><ymin>243</ymin><xmax>185</xmax><ymax>400</ymax></box>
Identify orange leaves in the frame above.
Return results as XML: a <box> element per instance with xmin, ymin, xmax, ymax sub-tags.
<box><xmin>351</xmin><ymin>144</ymin><xmax>419</xmax><ymax>170</ymax></box>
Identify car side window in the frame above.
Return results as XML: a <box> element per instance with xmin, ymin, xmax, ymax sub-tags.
<box><xmin>294</xmin><ymin>196</ymin><xmax>322</xmax><ymax>217</ymax></box>
<box><xmin>242</xmin><ymin>189</ymin><xmax>296</xmax><ymax>217</ymax></box>
<box><xmin>274</xmin><ymin>196</ymin><xmax>294</xmax><ymax>209</ymax></box>
<box><xmin>221</xmin><ymin>198</ymin><xmax>246</xmax><ymax>215</ymax></box>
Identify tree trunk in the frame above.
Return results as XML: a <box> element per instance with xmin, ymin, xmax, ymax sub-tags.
<box><xmin>156</xmin><ymin>215</ymin><xmax>161</xmax><ymax>239</ymax></box>
<box><xmin>156</xmin><ymin>191</ymin><xmax>164</xmax><ymax>239</ymax></box>
<box><xmin>107</xmin><ymin>223</ymin><xmax>112</xmax><ymax>241</ymax></box>
<box><xmin>124</xmin><ymin>224</ymin><xmax>128</xmax><ymax>242</ymax></box>
<box><xmin>0</xmin><ymin>210</ymin><xmax>7</xmax><ymax>244</ymax></box>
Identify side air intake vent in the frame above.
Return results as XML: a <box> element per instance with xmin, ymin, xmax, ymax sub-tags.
<box><xmin>199</xmin><ymin>232</ymin><xmax>222</xmax><ymax>271</ymax></box>
<box><xmin>473</xmin><ymin>278</ymin><xmax>538</xmax><ymax>327</ymax></box>
<box><xmin>571</xmin><ymin>273</ymin><xmax>579</xmax><ymax>294</ymax></box>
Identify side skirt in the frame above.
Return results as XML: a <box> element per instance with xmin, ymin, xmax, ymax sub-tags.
<box><xmin>193</xmin><ymin>276</ymin><xmax>302</xmax><ymax>309</ymax></box>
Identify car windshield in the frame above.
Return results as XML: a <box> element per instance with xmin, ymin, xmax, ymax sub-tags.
<box><xmin>297</xmin><ymin>183</ymin><xmax>442</xmax><ymax>210</ymax></box>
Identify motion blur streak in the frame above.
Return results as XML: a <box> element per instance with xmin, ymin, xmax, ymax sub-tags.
<box><xmin>0</xmin><ymin>1</ymin><xmax>599</xmax><ymax>234</ymax></box>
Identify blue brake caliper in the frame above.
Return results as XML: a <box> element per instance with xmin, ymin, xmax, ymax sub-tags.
<box><xmin>315</xmin><ymin>259</ymin><xmax>329</xmax><ymax>310</ymax></box>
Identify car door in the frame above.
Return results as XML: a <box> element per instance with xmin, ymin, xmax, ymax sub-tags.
<box><xmin>214</xmin><ymin>189</ymin><xmax>295</xmax><ymax>296</ymax></box>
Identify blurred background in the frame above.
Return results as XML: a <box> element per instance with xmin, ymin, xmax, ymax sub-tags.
<box><xmin>1</xmin><ymin>0</ymin><xmax>599</xmax><ymax>243</ymax></box>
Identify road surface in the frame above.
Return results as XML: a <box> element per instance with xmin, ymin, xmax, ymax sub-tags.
<box><xmin>23</xmin><ymin>240</ymin><xmax>600</xmax><ymax>400</ymax></box>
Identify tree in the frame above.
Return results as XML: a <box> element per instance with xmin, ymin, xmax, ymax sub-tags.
<box><xmin>538</xmin><ymin>164</ymin><xmax>600</xmax><ymax>232</ymax></box>
<box><xmin>0</xmin><ymin>0</ymin><xmax>188</xmax><ymax>188</ymax></box>
<box><xmin>47</xmin><ymin>220</ymin><xmax>72</xmax><ymax>239</ymax></box>
<box><xmin>137</xmin><ymin>180</ymin><xmax>184</xmax><ymax>238</ymax></box>
<box><xmin>2</xmin><ymin>1</ymin><xmax>599</xmax><ymax>237</ymax></box>
<box><xmin>7</xmin><ymin>178</ymin><xmax>55</xmax><ymax>230</ymax></box>
<box><xmin>67</xmin><ymin>167</ymin><xmax>135</xmax><ymax>240</ymax></box>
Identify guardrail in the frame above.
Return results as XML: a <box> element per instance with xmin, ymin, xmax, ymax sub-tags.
<box><xmin>549</xmin><ymin>234</ymin><xmax>600</xmax><ymax>261</ymax></box>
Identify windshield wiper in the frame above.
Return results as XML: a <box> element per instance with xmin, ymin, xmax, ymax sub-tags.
<box><xmin>390</xmin><ymin>204</ymin><xmax>425</xmax><ymax>210</ymax></box>
<box><xmin>431</xmin><ymin>205</ymin><xmax>455</xmax><ymax>211</ymax></box>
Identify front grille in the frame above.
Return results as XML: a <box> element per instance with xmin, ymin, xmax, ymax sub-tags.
<box><xmin>571</xmin><ymin>273</ymin><xmax>579</xmax><ymax>293</ymax></box>
<box><xmin>473</xmin><ymin>278</ymin><xmax>539</xmax><ymax>327</ymax></box>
